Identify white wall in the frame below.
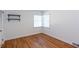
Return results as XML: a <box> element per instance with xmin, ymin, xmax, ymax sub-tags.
<box><xmin>0</xmin><ymin>13</ymin><xmax>2</xmax><ymax>30</ymax></box>
<box><xmin>3</xmin><ymin>10</ymin><xmax>42</xmax><ymax>40</ymax></box>
<box><xmin>43</xmin><ymin>10</ymin><xmax>79</xmax><ymax>44</ymax></box>
<box><xmin>0</xmin><ymin>11</ymin><xmax>3</xmax><ymax>46</ymax></box>
<box><xmin>0</xmin><ymin>14</ymin><xmax>2</xmax><ymax>41</ymax></box>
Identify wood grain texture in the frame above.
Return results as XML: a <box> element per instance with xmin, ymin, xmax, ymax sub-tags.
<box><xmin>1</xmin><ymin>33</ymin><xmax>75</xmax><ymax>48</ymax></box>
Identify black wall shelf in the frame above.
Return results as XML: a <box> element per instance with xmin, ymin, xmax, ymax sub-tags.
<box><xmin>8</xmin><ymin>14</ymin><xmax>21</xmax><ymax>21</ymax></box>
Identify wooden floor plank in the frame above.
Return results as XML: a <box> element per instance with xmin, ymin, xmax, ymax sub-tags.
<box><xmin>1</xmin><ymin>33</ymin><xmax>75</xmax><ymax>48</ymax></box>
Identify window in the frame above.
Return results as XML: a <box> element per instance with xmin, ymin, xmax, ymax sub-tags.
<box><xmin>43</xmin><ymin>15</ymin><xmax>49</xmax><ymax>27</ymax></box>
<box><xmin>34</xmin><ymin>15</ymin><xmax>42</xmax><ymax>27</ymax></box>
<box><xmin>34</xmin><ymin>14</ymin><xmax>49</xmax><ymax>27</ymax></box>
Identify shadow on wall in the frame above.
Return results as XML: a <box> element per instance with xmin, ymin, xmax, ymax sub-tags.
<box><xmin>43</xmin><ymin>24</ymin><xmax>79</xmax><ymax>45</ymax></box>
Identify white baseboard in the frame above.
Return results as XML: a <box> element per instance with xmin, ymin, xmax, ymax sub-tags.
<box><xmin>0</xmin><ymin>40</ymin><xmax>4</xmax><ymax>48</ymax></box>
<box><xmin>5</xmin><ymin>32</ymin><xmax>41</xmax><ymax>41</ymax></box>
<box><xmin>43</xmin><ymin>32</ymin><xmax>73</xmax><ymax>45</ymax></box>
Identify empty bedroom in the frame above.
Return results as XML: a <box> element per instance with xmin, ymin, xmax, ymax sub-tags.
<box><xmin>0</xmin><ymin>10</ymin><xmax>79</xmax><ymax>48</ymax></box>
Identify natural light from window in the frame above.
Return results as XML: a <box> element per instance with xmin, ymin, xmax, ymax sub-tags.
<box><xmin>43</xmin><ymin>15</ymin><xmax>49</xmax><ymax>27</ymax></box>
<box><xmin>34</xmin><ymin>15</ymin><xmax>42</xmax><ymax>27</ymax></box>
<box><xmin>34</xmin><ymin>14</ymin><xmax>49</xmax><ymax>27</ymax></box>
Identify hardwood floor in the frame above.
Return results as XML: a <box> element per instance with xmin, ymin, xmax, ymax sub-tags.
<box><xmin>1</xmin><ymin>33</ymin><xmax>75</xmax><ymax>48</ymax></box>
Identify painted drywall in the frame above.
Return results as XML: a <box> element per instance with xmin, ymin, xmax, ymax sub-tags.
<box><xmin>43</xmin><ymin>10</ymin><xmax>79</xmax><ymax>44</ymax></box>
<box><xmin>0</xmin><ymin>11</ymin><xmax>3</xmax><ymax>44</ymax></box>
<box><xmin>0</xmin><ymin>13</ymin><xmax>2</xmax><ymax>30</ymax></box>
<box><xmin>3</xmin><ymin>10</ymin><xmax>42</xmax><ymax>40</ymax></box>
<box><xmin>0</xmin><ymin>14</ymin><xmax>2</xmax><ymax>41</ymax></box>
